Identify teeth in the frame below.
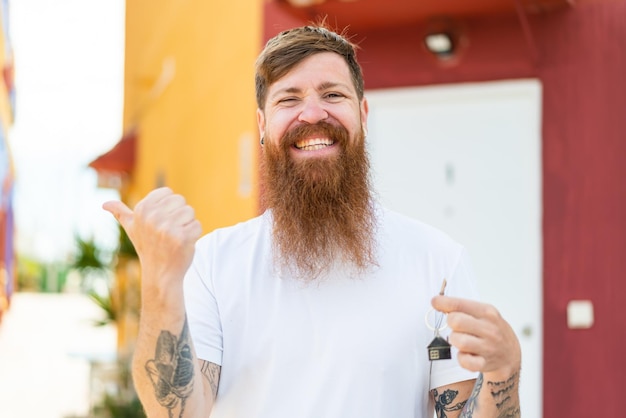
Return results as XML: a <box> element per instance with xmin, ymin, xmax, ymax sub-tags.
<box><xmin>302</xmin><ymin>144</ymin><xmax>326</xmax><ymax>151</ymax></box>
<box><xmin>295</xmin><ymin>138</ymin><xmax>334</xmax><ymax>150</ymax></box>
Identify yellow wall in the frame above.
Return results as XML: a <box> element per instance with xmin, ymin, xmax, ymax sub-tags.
<box><xmin>123</xmin><ymin>0</ymin><xmax>262</xmax><ymax>233</ymax></box>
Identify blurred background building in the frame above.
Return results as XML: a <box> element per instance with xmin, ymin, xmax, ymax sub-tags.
<box><xmin>2</xmin><ymin>0</ymin><xmax>623</xmax><ymax>416</ymax></box>
<box><xmin>88</xmin><ymin>0</ymin><xmax>263</xmax><ymax>369</ymax></box>
<box><xmin>0</xmin><ymin>0</ymin><xmax>15</xmax><ymax>325</ymax></box>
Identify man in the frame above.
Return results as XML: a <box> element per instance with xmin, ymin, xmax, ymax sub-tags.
<box><xmin>104</xmin><ymin>25</ymin><xmax>521</xmax><ymax>418</ymax></box>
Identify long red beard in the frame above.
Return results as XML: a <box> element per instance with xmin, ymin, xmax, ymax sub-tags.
<box><xmin>260</xmin><ymin>122</ymin><xmax>377</xmax><ymax>280</ymax></box>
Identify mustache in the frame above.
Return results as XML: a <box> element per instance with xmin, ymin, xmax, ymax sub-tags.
<box><xmin>280</xmin><ymin>121</ymin><xmax>350</xmax><ymax>148</ymax></box>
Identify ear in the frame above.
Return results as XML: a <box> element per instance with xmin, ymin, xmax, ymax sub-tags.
<box><xmin>257</xmin><ymin>108</ymin><xmax>266</xmax><ymax>138</ymax></box>
<box><xmin>360</xmin><ymin>97</ymin><xmax>369</xmax><ymax>136</ymax></box>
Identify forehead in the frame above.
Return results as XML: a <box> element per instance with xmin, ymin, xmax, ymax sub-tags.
<box><xmin>269</xmin><ymin>52</ymin><xmax>354</xmax><ymax>94</ymax></box>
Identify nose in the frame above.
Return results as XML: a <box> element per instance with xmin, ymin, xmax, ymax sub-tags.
<box><xmin>298</xmin><ymin>97</ymin><xmax>328</xmax><ymax>124</ymax></box>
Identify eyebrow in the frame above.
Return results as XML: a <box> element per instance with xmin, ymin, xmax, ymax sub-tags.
<box><xmin>317</xmin><ymin>81</ymin><xmax>351</xmax><ymax>92</ymax></box>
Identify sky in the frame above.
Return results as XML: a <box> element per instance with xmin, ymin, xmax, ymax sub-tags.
<box><xmin>8</xmin><ymin>0</ymin><xmax>125</xmax><ymax>263</ymax></box>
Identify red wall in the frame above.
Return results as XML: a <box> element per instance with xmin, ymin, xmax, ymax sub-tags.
<box><xmin>264</xmin><ymin>2</ymin><xmax>626</xmax><ymax>416</ymax></box>
<box><xmin>538</xmin><ymin>4</ymin><xmax>626</xmax><ymax>417</ymax></box>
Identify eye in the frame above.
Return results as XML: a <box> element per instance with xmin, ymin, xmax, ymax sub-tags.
<box><xmin>324</xmin><ymin>92</ymin><xmax>345</xmax><ymax>101</ymax></box>
<box><xmin>277</xmin><ymin>97</ymin><xmax>299</xmax><ymax>106</ymax></box>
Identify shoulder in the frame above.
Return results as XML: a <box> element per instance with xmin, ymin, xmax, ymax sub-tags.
<box><xmin>187</xmin><ymin>213</ymin><xmax>271</xmax><ymax>292</ymax></box>
<box><xmin>196</xmin><ymin>212</ymin><xmax>270</xmax><ymax>252</ymax></box>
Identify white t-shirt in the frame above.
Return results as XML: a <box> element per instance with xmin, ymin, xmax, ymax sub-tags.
<box><xmin>184</xmin><ymin>206</ymin><xmax>479</xmax><ymax>418</ymax></box>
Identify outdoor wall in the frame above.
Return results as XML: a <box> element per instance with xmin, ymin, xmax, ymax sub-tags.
<box><xmin>0</xmin><ymin>0</ymin><xmax>15</xmax><ymax>322</ymax></box>
<box><xmin>537</xmin><ymin>4</ymin><xmax>626</xmax><ymax>417</ymax></box>
<box><xmin>264</xmin><ymin>1</ymin><xmax>626</xmax><ymax>416</ymax></box>
<box><xmin>124</xmin><ymin>0</ymin><xmax>262</xmax><ymax>234</ymax></box>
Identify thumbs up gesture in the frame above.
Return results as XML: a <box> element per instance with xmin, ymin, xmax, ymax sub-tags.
<box><xmin>103</xmin><ymin>187</ymin><xmax>203</xmax><ymax>290</ymax></box>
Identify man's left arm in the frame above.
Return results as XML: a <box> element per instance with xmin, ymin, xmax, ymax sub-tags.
<box><xmin>431</xmin><ymin>296</ymin><xmax>521</xmax><ymax>418</ymax></box>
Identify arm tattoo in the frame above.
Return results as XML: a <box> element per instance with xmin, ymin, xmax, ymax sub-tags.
<box><xmin>200</xmin><ymin>360</ymin><xmax>221</xmax><ymax>401</ymax></box>
<box><xmin>145</xmin><ymin>317</ymin><xmax>195</xmax><ymax>418</ymax></box>
<box><xmin>432</xmin><ymin>388</ymin><xmax>467</xmax><ymax>418</ymax></box>
<box><xmin>460</xmin><ymin>373</ymin><xmax>483</xmax><ymax>417</ymax></box>
<box><xmin>487</xmin><ymin>372</ymin><xmax>521</xmax><ymax>417</ymax></box>
<box><xmin>460</xmin><ymin>373</ymin><xmax>521</xmax><ymax>418</ymax></box>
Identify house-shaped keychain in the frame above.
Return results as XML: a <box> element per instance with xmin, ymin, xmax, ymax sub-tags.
<box><xmin>427</xmin><ymin>335</ymin><xmax>452</xmax><ymax>361</ymax></box>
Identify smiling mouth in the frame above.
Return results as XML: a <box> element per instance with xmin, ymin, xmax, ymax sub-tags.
<box><xmin>294</xmin><ymin>138</ymin><xmax>335</xmax><ymax>151</ymax></box>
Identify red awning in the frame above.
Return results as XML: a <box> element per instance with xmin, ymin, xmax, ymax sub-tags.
<box><xmin>89</xmin><ymin>129</ymin><xmax>137</xmax><ymax>175</ymax></box>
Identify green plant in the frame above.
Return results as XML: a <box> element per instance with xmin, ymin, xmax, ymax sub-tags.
<box><xmin>70</xmin><ymin>234</ymin><xmax>110</xmax><ymax>274</ymax></box>
<box><xmin>117</xmin><ymin>225</ymin><xmax>137</xmax><ymax>259</ymax></box>
<box><xmin>92</xmin><ymin>393</ymin><xmax>146</xmax><ymax>418</ymax></box>
<box><xmin>69</xmin><ymin>234</ymin><xmax>117</xmax><ymax>325</ymax></box>
<box><xmin>16</xmin><ymin>255</ymin><xmax>43</xmax><ymax>291</ymax></box>
<box><xmin>90</xmin><ymin>358</ymin><xmax>147</xmax><ymax>418</ymax></box>
<box><xmin>88</xmin><ymin>288</ymin><xmax>117</xmax><ymax>326</ymax></box>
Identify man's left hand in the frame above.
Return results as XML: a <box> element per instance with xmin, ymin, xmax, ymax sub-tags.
<box><xmin>431</xmin><ymin>295</ymin><xmax>521</xmax><ymax>377</ymax></box>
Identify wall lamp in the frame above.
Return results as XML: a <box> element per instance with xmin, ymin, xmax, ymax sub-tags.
<box><xmin>422</xmin><ymin>18</ymin><xmax>465</xmax><ymax>64</ymax></box>
<box><xmin>424</xmin><ymin>32</ymin><xmax>456</xmax><ymax>59</ymax></box>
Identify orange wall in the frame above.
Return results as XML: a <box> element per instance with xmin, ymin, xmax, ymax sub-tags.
<box><xmin>124</xmin><ymin>0</ymin><xmax>262</xmax><ymax>233</ymax></box>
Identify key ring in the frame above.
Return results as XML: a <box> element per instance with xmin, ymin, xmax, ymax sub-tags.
<box><xmin>426</xmin><ymin>278</ymin><xmax>452</xmax><ymax>361</ymax></box>
<box><xmin>425</xmin><ymin>308</ymin><xmax>448</xmax><ymax>332</ymax></box>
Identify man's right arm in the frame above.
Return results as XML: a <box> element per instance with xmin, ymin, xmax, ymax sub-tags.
<box><xmin>103</xmin><ymin>187</ymin><xmax>219</xmax><ymax>417</ymax></box>
<box><xmin>131</xmin><ymin>299</ymin><xmax>220</xmax><ymax>417</ymax></box>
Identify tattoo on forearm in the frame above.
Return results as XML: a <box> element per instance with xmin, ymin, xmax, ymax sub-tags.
<box><xmin>459</xmin><ymin>372</ymin><xmax>521</xmax><ymax>418</ymax></box>
<box><xmin>200</xmin><ymin>360</ymin><xmax>221</xmax><ymax>400</ymax></box>
<box><xmin>432</xmin><ymin>388</ymin><xmax>467</xmax><ymax>418</ymax></box>
<box><xmin>145</xmin><ymin>317</ymin><xmax>195</xmax><ymax>418</ymax></box>
<box><xmin>487</xmin><ymin>372</ymin><xmax>521</xmax><ymax>417</ymax></box>
<box><xmin>459</xmin><ymin>373</ymin><xmax>483</xmax><ymax>417</ymax></box>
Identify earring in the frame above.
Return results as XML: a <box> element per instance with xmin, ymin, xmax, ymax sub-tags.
<box><xmin>260</xmin><ymin>136</ymin><xmax>264</xmax><ymax>146</ymax></box>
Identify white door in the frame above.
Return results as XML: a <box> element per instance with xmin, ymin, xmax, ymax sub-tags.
<box><xmin>366</xmin><ymin>80</ymin><xmax>542</xmax><ymax>417</ymax></box>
